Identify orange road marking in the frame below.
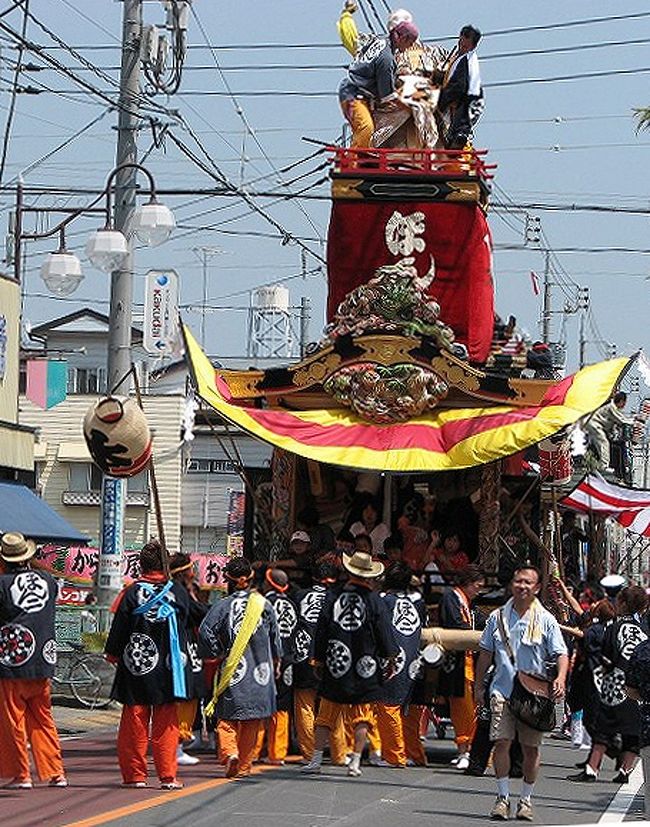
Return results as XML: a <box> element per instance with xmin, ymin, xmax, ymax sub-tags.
<box><xmin>63</xmin><ymin>765</ymin><xmax>278</xmax><ymax>827</ymax></box>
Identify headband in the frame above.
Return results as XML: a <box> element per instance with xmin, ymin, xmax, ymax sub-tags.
<box><xmin>225</xmin><ymin>571</ymin><xmax>253</xmax><ymax>590</ymax></box>
<box><xmin>170</xmin><ymin>561</ymin><xmax>193</xmax><ymax>575</ymax></box>
<box><xmin>265</xmin><ymin>568</ymin><xmax>289</xmax><ymax>593</ymax></box>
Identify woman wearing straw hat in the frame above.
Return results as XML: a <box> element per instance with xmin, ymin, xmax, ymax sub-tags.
<box><xmin>0</xmin><ymin>532</ymin><xmax>67</xmax><ymax>789</ymax></box>
<box><xmin>301</xmin><ymin>550</ymin><xmax>398</xmax><ymax>778</ymax></box>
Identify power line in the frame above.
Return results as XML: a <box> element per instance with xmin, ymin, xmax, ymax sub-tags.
<box><xmin>0</xmin><ymin>0</ymin><xmax>28</xmax><ymax>187</ymax></box>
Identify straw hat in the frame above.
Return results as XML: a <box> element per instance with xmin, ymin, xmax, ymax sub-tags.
<box><xmin>1</xmin><ymin>532</ymin><xmax>36</xmax><ymax>564</ymax></box>
<box><xmin>343</xmin><ymin>551</ymin><xmax>384</xmax><ymax>579</ymax></box>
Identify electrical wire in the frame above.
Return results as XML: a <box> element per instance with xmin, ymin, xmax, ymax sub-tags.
<box><xmin>0</xmin><ymin>0</ymin><xmax>28</xmax><ymax>187</ymax></box>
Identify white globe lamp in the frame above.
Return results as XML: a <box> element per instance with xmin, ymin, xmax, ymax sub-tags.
<box><xmin>85</xmin><ymin>228</ymin><xmax>128</xmax><ymax>273</ymax></box>
<box><xmin>131</xmin><ymin>200</ymin><xmax>175</xmax><ymax>246</ymax></box>
<box><xmin>40</xmin><ymin>251</ymin><xmax>84</xmax><ymax>296</ymax></box>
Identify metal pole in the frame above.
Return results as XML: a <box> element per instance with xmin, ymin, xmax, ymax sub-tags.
<box><xmin>98</xmin><ymin>0</ymin><xmax>142</xmax><ymax>608</ymax></box>
<box><xmin>299</xmin><ymin>296</ymin><xmax>310</xmax><ymax>358</ymax></box>
<box><xmin>579</xmin><ymin>312</ymin><xmax>586</xmax><ymax>369</ymax></box>
<box><xmin>200</xmin><ymin>249</ymin><xmax>208</xmax><ymax>348</ymax></box>
<box><xmin>542</xmin><ymin>250</ymin><xmax>551</xmax><ymax>344</ymax></box>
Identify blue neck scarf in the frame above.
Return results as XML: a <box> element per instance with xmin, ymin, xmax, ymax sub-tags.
<box><xmin>133</xmin><ymin>580</ymin><xmax>187</xmax><ymax>698</ymax></box>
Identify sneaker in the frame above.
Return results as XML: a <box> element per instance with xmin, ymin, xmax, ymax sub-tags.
<box><xmin>48</xmin><ymin>777</ymin><xmax>68</xmax><ymax>788</ymax></box>
<box><xmin>347</xmin><ymin>764</ymin><xmax>363</xmax><ymax>778</ymax></box>
<box><xmin>490</xmin><ymin>796</ymin><xmax>511</xmax><ymax>820</ymax></box>
<box><xmin>160</xmin><ymin>779</ymin><xmax>184</xmax><ymax>790</ymax></box>
<box><xmin>300</xmin><ymin>760</ymin><xmax>322</xmax><ymax>775</ymax></box>
<box><xmin>3</xmin><ymin>778</ymin><xmax>33</xmax><ymax>790</ymax></box>
<box><xmin>567</xmin><ymin>769</ymin><xmax>597</xmax><ymax>783</ymax></box>
<box><xmin>612</xmin><ymin>769</ymin><xmax>630</xmax><ymax>785</ymax></box>
<box><xmin>177</xmin><ymin>748</ymin><xmax>200</xmax><ymax>766</ymax></box>
<box><xmin>449</xmin><ymin>755</ymin><xmax>460</xmax><ymax>766</ymax></box>
<box><xmin>122</xmin><ymin>781</ymin><xmax>147</xmax><ymax>788</ymax></box>
<box><xmin>367</xmin><ymin>752</ymin><xmax>383</xmax><ymax>767</ymax></box>
<box><xmin>344</xmin><ymin>754</ymin><xmax>353</xmax><ymax>766</ymax></box>
<box><xmin>225</xmin><ymin>755</ymin><xmax>240</xmax><ymax>778</ymax></box>
<box><xmin>456</xmin><ymin>754</ymin><xmax>470</xmax><ymax>771</ymax></box>
<box><xmin>516</xmin><ymin>799</ymin><xmax>533</xmax><ymax>821</ymax></box>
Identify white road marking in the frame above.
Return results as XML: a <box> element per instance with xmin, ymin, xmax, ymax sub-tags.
<box><xmin>598</xmin><ymin>761</ymin><xmax>645</xmax><ymax>824</ymax></box>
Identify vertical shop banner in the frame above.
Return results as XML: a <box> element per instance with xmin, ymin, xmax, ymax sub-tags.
<box><xmin>226</xmin><ymin>489</ymin><xmax>245</xmax><ymax>557</ymax></box>
<box><xmin>143</xmin><ymin>269</ymin><xmax>180</xmax><ymax>355</ymax></box>
<box><xmin>98</xmin><ymin>476</ymin><xmax>125</xmax><ymax>591</ymax></box>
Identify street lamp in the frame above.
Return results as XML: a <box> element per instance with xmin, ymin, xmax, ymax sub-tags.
<box><xmin>12</xmin><ymin>162</ymin><xmax>175</xmax><ymax>290</ymax></box>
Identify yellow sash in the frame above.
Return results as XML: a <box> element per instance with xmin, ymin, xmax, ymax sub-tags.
<box><xmin>204</xmin><ymin>591</ymin><xmax>266</xmax><ymax>718</ymax></box>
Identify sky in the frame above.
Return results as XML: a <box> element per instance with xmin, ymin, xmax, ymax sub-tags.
<box><xmin>2</xmin><ymin>0</ymin><xmax>649</xmax><ymax>388</ymax></box>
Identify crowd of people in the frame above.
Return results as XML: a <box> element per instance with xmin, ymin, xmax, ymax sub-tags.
<box><xmin>1</xmin><ymin>526</ymin><xmax>649</xmax><ymax>824</ymax></box>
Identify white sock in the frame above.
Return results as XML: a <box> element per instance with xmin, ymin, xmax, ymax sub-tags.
<box><xmin>585</xmin><ymin>764</ymin><xmax>598</xmax><ymax>777</ymax></box>
<box><xmin>310</xmin><ymin>749</ymin><xmax>324</xmax><ymax>766</ymax></box>
<box><xmin>350</xmin><ymin>752</ymin><xmax>361</xmax><ymax>771</ymax></box>
<box><xmin>521</xmin><ymin>781</ymin><xmax>534</xmax><ymax>801</ymax></box>
<box><xmin>497</xmin><ymin>777</ymin><xmax>509</xmax><ymax>799</ymax></box>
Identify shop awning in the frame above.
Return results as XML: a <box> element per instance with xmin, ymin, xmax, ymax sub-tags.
<box><xmin>562</xmin><ymin>474</ymin><xmax>650</xmax><ymax>537</ymax></box>
<box><xmin>183</xmin><ymin>324</ymin><xmax>632</xmax><ymax>473</ymax></box>
<box><xmin>0</xmin><ymin>481</ymin><xmax>89</xmax><ymax>543</ymax></box>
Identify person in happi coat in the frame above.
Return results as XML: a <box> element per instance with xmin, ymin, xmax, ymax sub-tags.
<box><xmin>198</xmin><ymin>557</ymin><xmax>282</xmax><ymax>778</ymax></box>
<box><xmin>105</xmin><ymin>540</ymin><xmax>192</xmax><ymax>790</ymax></box>
<box><xmin>375</xmin><ymin>561</ymin><xmax>427</xmax><ymax>767</ymax></box>
<box><xmin>301</xmin><ymin>550</ymin><xmax>398</xmax><ymax>778</ymax></box>
<box><xmin>260</xmin><ymin>568</ymin><xmax>299</xmax><ymax>764</ymax></box>
<box><xmin>438</xmin><ymin>565</ymin><xmax>485</xmax><ymax>771</ymax></box>
<box><xmin>625</xmin><ymin>634</ymin><xmax>650</xmax><ymax>817</ymax></box>
<box><xmin>437</xmin><ymin>25</ymin><xmax>484</xmax><ymax>148</ymax></box>
<box><xmin>169</xmin><ymin>552</ymin><xmax>208</xmax><ymax>766</ymax></box>
<box><xmin>569</xmin><ymin>585</ymin><xmax>648</xmax><ymax>785</ymax></box>
<box><xmin>0</xmin><ymin>532</ymin><xmax>66</xmax><ymax>789</ymax></box>
<box><xmin>292</xmin><ymin>561</ymin><xmax>344</xmax><ymax>762</ymax></box>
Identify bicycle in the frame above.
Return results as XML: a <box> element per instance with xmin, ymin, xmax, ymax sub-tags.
<box><xmin>52</xmin><ymin>642</ymin><xmax>116</xmax><ymax>710</ymax></box>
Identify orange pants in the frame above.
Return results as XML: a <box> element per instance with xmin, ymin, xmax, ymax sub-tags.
<box><xmin>403</xmin><ymin>705</ymin><xmax>427</xmax><ymax>765</ymax></box>
<box><xmin>449</xmin><ymin>679</ymin><xmax>477</xmax><ymax>752</ymax></box>
<box><xmin>374</xmin><ymin>704</ymin><xmax>406</xmax><ymax>766</ymax></box>
<box><xmin>294</xmin><ymin>688</ymin><xmax>317</xmax><ymax>760</ymax></box>
<box><xmin>341</xmin><ymin>98</ymin><xmax>374</xmax><ymax>148</ymax></box>
<box><xmin>217</xmin><ymin>718</ymin><xmax>264</xmax><ymax>775</ymax></box>
<box><xmin>176</xmin><ymin>699</ymin><xmax>198</xmax><ymax>742</ymax></box>
<box><xmin>268</xmin><ymin>710</ymin><xmax>289</xmax><ymax>761</ymax></box>
<box><xmin>118</xmin><ymin>703</ymin><xmax>178</xmax><ymax>784</ymax></box>
<box><xmin>0</xmin><ymin>678</ymin><xmax>64</xmax><ymax>782</ymax></box>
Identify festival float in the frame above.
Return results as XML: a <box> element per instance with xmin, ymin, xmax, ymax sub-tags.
<box><xmin>182</xmin><ymin>138</ymin><xmax>633</xmax><ymax>581</ymax></box>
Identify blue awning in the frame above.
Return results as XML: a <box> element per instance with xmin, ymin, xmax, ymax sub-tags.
<box><xmin>0</xmin><ymin>481</ymin><xmax>89</xmax><ymax>544</ymax></box>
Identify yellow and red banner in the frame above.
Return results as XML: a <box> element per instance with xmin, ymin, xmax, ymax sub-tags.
<box><xmin>184</xmin><ymin>325</ymin><xmax>630</xmax><ymax>473</ymax></box>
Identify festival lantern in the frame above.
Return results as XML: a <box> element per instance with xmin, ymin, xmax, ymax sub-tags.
<box><xmin>83</xmin><ymin>396</ymin><xmax>152</xmax><ymax>478</ymax></box>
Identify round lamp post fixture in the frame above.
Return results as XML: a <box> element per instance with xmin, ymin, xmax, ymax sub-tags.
<box><xmin>39</xmin><ymin>228</ymin><xmax>84</xmax><ymax>295</ymax></box>
<box><xmin>85</xmin><ymin>228</ymin><xmax>129</xmax><ymax>273</ymax></box>
<box><xmin>132</xmin><ymin>200</ymin><xmax>176</xmax><ymax>247</ymax></box>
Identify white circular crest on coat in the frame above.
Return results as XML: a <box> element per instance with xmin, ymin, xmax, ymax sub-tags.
<box><xmin>42</xmin><ymin>638</ymin><xmax>58</xmax><ymax>665</ymax></box>
<box><xmin>355</xmin><ymin>655</ymin><xmax>377</xmax><ymax>679</ymax></box>
<box><xmin>333</xmin><ymin>593</ymin><xmax>366</xmax><ymax>632</ymax></box>
<box><xmin>282</xmin><ymin>664</ymin><xmax>293</xmax><ymax>686</ymax></box>
<box><xmin>253</xmin><ymin>662</ymin><xmax>271</xmax><ymax>686</ymax></box>
<box><xmin>616</xmin><ymin>622</ymin><xmax>647</xmax><ymax>662</ymax></box>
<box><xmin>300</xmin><ymin>590</ymin><xmax>326</xmax><ymax>624</ymax></box>
<box><xmin>408</xmin><ymin>654</ymin><xmax>424</xmax><ymax>681</ymax></box>
<box><xmin>380</xmin><ymin>646</ymin><xmax>406</xmax><ymax>676</ymax></box>
<box><xmin>0</xmin><ymin>623</ymin><xmax>35</xmax><ymax>667</ymax></box>
<box><xmin>10</xmin><ymin>572</ymin><xmax>49</xmax><ymax>614</ymax></box>
<box><xmin>325</xmin><ymin>639</ymin><xmax>352</xmax><ymax>679</ymax></box>
<box><xmin>230</xmin><ymin>656</ymin><xmax>248</xmax><ymax>686</ymax></box>
<box><xmin>124</xmin><ymin>633</ymin><xmax>159</xmax><ymax>676</ymax></box>
<box><xmin>392</xmin><ymin>597</ymin><xmax>421</xmax><ymax>636</ymax></box>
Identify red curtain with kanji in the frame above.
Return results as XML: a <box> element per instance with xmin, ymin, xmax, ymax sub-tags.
<box><xmin>326</xmin><ymin>201</ymin><xmax>494</xmax><ymax>363</ymax></box>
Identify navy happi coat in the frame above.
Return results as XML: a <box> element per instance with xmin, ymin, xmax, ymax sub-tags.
<box><xmin>376</xmin><ymin>590</ymin><xmax>426</xmax><ymax>705</ymax></box>
<box><xmin>314</xmin><ymin>581</ymin><xmax>398</xmax><ymax>704</ymax></box>
<box><xmin>198</xmin><ymin>589</ymin><xmax>282</xmax><ymax>720</ymax></box>
<box><xmin>266</xmin><ymin>588</ymin><xmax>299</xmax><ymax>712</ymax></box>
<box><xmin>105</xmin><ymin>578</ymin><xmax>192</xmax><ymax>706</ymax></box>
<box><xmin>293</xmin><ymin>583</ymin><xmax>331</xmax><ymax>691</ymax></box>
<box><xmin>0</xmin><ymin>566</ymin><xmax>58</xmax><ymax>680</ymax></box>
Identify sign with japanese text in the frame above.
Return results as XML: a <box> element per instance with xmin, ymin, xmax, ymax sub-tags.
<box><xmin>143</xmin><ymin>269</ymin><xmax>179</xmax><ymax>355</ymax></box>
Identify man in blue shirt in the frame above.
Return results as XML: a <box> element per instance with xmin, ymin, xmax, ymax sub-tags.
<box><xmin>338</xmin><ymin>20</ymin><xmax>419</xmax><ymax>147</ymax></box>
<box><xmin>475</xmin><ymin>565</ymin><xmax>568</xmax><ymax>821</ymax></box>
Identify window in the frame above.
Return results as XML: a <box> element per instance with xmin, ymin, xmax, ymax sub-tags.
<box><xmin>68</xmin><ymin>367</ymin><xmax>107</xmax><ymax>394</ymax></box>
<box><xmin>68</xmin><ymin>463</ymin><xmax>102</xmax><ymax>492</ymax></box>
<box><xmin>127</xmin><ymin>471</ymin><xmax>148</xmax><ymax>493</ymax></box>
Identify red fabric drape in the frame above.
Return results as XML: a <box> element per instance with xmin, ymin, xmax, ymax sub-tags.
<box><xmin>326</xmin><ymin>201</ymin><xmax>494</xmax><ymax>363</ymax></box>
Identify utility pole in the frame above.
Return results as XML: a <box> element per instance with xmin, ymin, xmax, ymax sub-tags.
<box><xmin>98</xmin><ymin>0</ymin><xmax>142</xmax><ymax>608</ymax></box>
<box><xmin>299</xmin><ymin>296</ymin><xmax>311</xmax><ymax>358</ymax></box>
<box><xmin>578</xmin><ymin>312</ymin><xmax>586</xmax><ymax>369</ymax></box>
<box><xmin>541</xmin><ymin>250</ymin><xmax>551</xmax><ymax>344</ymax></box>
<box><xmin>193</xmin><ymin>246</ymin><xmax>224</xmax><ymax>349</ymax></box>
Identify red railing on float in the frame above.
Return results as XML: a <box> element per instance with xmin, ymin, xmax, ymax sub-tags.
<box><xmin>329</xmin><ymin>146</ymin><xmax>496</xmax><ymax>179</ymax></box>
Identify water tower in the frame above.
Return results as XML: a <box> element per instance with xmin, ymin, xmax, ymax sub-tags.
<box><xmin>246</xmin><ymin>285</ymin><xmax>295</xmax><ymax>359</ymax></box>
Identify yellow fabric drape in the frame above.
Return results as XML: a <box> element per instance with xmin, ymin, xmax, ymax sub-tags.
<box><xmin>337</xmin><ymin>10</ymin><xmax>359</xmax><ymax>56</ymax></box>
<box><xmin>204</xmin><ymin>591</ymin><xmax>266</xmax><ymax>718</ymax></box>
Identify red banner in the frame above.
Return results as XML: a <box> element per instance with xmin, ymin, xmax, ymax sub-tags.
<box><xmin>327</xmin><ymin>202</ymin><xmax>494</xmax><ymax>363</ymax></box>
